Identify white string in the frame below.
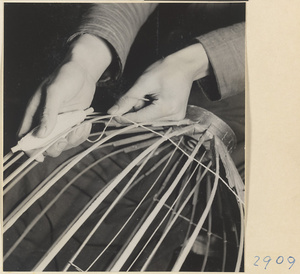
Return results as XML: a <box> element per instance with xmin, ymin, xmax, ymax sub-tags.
<box><xmin>87</xmin><ymin>116</ymin><xmax>114</xmax><ymax>143</ymax></box>
<box><xmin>4</xmin><ymin>112</ymin><xmax>243</xmax><ymax>270</ymax></box>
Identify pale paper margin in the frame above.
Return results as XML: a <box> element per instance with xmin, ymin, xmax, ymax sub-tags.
<box><xmin>245</xmin><ymin>0</ymin><xmax>300</xmax><ymax>273</ymax></box>
<box><xmin>1</xmin><ymin>0</ymin><xmax>300</xmax><ymax>274</ymax></box>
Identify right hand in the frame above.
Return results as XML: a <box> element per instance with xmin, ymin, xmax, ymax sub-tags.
<box><xmin>18</xmin><ymin>34</ymin><xmax>112</xmax><ymax>159</ymax></box>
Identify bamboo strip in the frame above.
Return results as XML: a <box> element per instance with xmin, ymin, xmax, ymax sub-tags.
<box><xmin>164</xmin><ymin>164</ymin><xmax>193</xmax><ymax>228</ymax></box>
<box><xmin>183</xmin><ymin>166</ymin><xmax>203</xmax><ymax>244</ymax></box>
<box><xmin>4</xmin><ymin>158</ymin><xmax>74</xmax><ymax>230</ymax></box>
<box><xmin>3</xmin><ymin>151</ymin><xmax>24</xmax><ymax>171</ymax></box>
<box><xmin>123</xmin><ymin>149</ymin><xmax>173</xmax><ymax>195</ymax></box>
<box><xmin>234</xmin><ymin>201</ymin><xmax>244</xmax><ymax>272</ymax></box>
<box><xmin>33</xmin><ymin>177</ymin><xmax>114</xmax><ymax>271</ymax></box>
<box><xmin>4</xmin><ymin>125</ymin><xmax>138</xmax><ymax>232</ymax></box>
<box><xmin>127</xmin><ymin>162</ymin><xmax>199</xmax><ymax>271</ymax></box>
<box><xmin>4</xmin><ymin>152</ymin><xmax>89</xmax><ymax>229</ymax></box>
<box><xmin>139</xmin><ymin>160</ymin><xmax>212</xmax><ymax>271</ymax></box>
<box><xmin>4</xmin><ymin>111</ymin><xmax>243</xmax><ymax>272</ymax></box>
<box><xmin>106</xmin><ymin>144</ymin><xmax>183</xmax><ymax>271</ymax></box>
<box><xmin>201</xmin><ymin>175</ymin><xmax>213</xmax><ymax>271</ymax></box>
<box><xmin>3</xmin><ymin>151</ymin><xmax>14</xmax><ymax>163</ymax></box>
<box><xmin>3</xmin><ymin>161</ymin><xmax>39</xmax><ymax>195</ymax></box>
<box><xmin>217</xmin><ymin>187</ymin><xmax>228</xmax><ymax>272</ymax></box>
<box><xmin>3</xmin><ymin>119</ymin><xmax>97</xmax><ymax>187</ymax></box>
<box><xmin>3</xmin><ymin>146</ymin><xmax>107</xmax><ymax>223</ymax></box>
<box><xmin>3</xmin><ymin>141</ymin><xmax>114</xmax><ymax>196</ymax></box>
<box><xmin>93</xmin><ymin>127</ymin><xmax>165</xmax><ymax>136</ymax></box>
<box><xmin>216</xmin><ymin>137</ymin><xmax>244</xmax><ymax>203</ymax></box>
<box><xmin>3</xmin><ymin>149</ymin><xmax>124</xmax><ymax>260</ymax></box>
<box><xmin>164</xmin><ymin>151</ymin><xmax>206</xmax><ymax>233</ymax></box>
<box><xmin>222</xmin><ymin>226</ymin><xmax>228</xmax><ymax>272</ymax></box>
<box><xmin>32</xmin><ymin>126</ymin><xmax>192</xmax><ymax>271</ymax></box>
<box><xmin>138</xmin><ymin>162</ymin><xmax>202</xmax><ymax>271</ymax></box>
<box><xmin>83</xmin><ymin>150</ymin><xmax>156</xmax><ymax>271</ymax></box>
<box><xmin>66</xmin><ymin>143</ymin><xmax>167</xmax><ymax>271</ymax></box>
<box><xmin>127</xmin><ymin>119</ymin><xmax>243</xmax><ymax>204</ymax></box>
<box><xmin>3</xmin><ymin>150</ymin><xmax>41</xmax><ymax>187</ymax></box>
<box><xmin>112</xmin><ymin>132</ymin><xmax>159</xmax><ymax>147</ymax></box>
<box><xmin>110</xmin><ymin>132</ymin><xmax>205</xmax><ymax>271</ymax></box>
<box><xmin>171</xmin><ymin>148</ymin><xmax>220</xmax><ymax>271</ymax></box>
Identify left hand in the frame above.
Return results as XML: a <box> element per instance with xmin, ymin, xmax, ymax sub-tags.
<box><xmin>108</xmin><ymin>43</ymin><xmax>210</xmax><ymax>122</ymax></box>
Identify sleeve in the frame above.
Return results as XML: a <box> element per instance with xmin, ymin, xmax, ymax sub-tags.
<box><xmin>69</xmin><ymin>3</ymin><xmax>158</xmax><ymax>80</ymax></box>
<box><xmin>195</xmin><ymin>22</ymin><xmax>245</xmax><ymax>100</ymax></box>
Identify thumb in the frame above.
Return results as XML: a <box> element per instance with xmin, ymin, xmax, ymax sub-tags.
<box><xmin>107</xmin><ymin>94</ymin><xmax>141</xmax><ymax>116</ymax></box>
<box><xmin>119</xmin><ymin>104</ymin><xmax>164</xmax><ymax>123</ymax></box>
<box><xmin>108</xmin><ymin>80</ymin><xmax>151</xmax><ymax>115</ymax></box>
<box><xmin>34</xmin><ymin>91</ymin><xmax>60</xmax><ymax>138</ymax></box>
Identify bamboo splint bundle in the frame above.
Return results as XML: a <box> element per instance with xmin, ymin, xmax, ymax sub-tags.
<box><xmin>3</xmin><ymin>105</ymin><xmax>245</xmax><ymax>272</ymax></box>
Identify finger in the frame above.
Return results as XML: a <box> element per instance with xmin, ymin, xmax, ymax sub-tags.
<box><xmin>117</xmin><ymin>103</ymin><xmax>168</xmax><ymax>123</ymax></box>
<box><xmin>24</xmin><ymin>148</ymin><xmax>45</xmax><ymax>162</ymax></box>
<box><xmin>107</xmin><ymin>81</ymin><xmax>151</xmax><ymax>115</ymax></box>
<box><xmin>108</xmin><ymin>97</ymin><xmax>147</xmax><ymax>116</ymax></box>
<box><xmin>44</xmin><ymin>138</ymin><xmax>68</xmax><ymax>158</ymax></box>
<box><xmin>64</xmin><ymin>122</ymin><xmax>92</xmax><ymax>149</ymax></box>
<box><xmin>119</xmin><ymin>103</ymin><xmax>186</xmax><ymax>124</ymax></box>
<box><xmin>107</xmin><ymin>95</ymin><xmax>140</xmax><ymax>116</ymax></box>
<box><xmin>18</xmin><ymin>90</ymin><xmax>42</xmax><ymax>137</ymax></box>
<box><xmin>35</xmin><ymin>154</ymin><xmax>45</xmax><ymax>162</ymax></box>
<box><xmin>34</xmin><ymin>86</ymin><xmax>61</xmax><ymax>138</ymax></box>
<box><xmin>132</xmin><ymin>99</ymin><xmax>146</xmax><ymax>111</ymax></box>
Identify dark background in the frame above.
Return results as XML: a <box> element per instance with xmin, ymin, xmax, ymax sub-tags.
<box><xmin>3</xmin><ymin>3</ymin><xmax>245</xmax><ymax>155</ymax></box>
<box><xmin>4</xmin><ymin>4</ymin><xmax>91</xmax><ymax>153</ymax></box>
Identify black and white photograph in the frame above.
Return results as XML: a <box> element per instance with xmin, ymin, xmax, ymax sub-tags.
<box><xmin>2</xmin><ymin>0</ymin><xmax>254</xmax><ymax>272</ymax></box>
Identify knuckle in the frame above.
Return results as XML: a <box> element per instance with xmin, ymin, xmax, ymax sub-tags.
<box><xmin>165</xmin><ymin>104</ymin><xmax>186</xmax><ymax>121</ymax></box>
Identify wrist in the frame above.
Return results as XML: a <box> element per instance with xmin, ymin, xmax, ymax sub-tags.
<box><xmin>171</xmin><ymin>43</ymin><xmax>210</xmax><ymax>81</ymax></box>
<box><xmin>69</xmin><ymin>34</ymin><xmax>113</xmax><ymax>81</ymax></box>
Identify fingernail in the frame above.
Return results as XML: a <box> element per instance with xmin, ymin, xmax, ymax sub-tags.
<box><xmin>84</xmin><ymin>122</ymin><xmax>92</xmax><ymax>133</ymax></box>
<box><xmin>75</xmin><ymin>126</ymin><xmax>86</xmax><ymax>137</ymax></box>
<box><xmin>35</xmin><ymin>126</ymin><xmax>47</xmax><ymax>137</ymax></box>
<box><xmin>115</xmin><ymin>116</ymin><xmax>127</xmax><ymax>124</ymax></box>
<box><xmin>57</xmin><ymin>140</ymin><xmax>67</xmax><ymax>150</ymax></box>
<box><xmin>108</xmin><ymin>105</ymin><xmax>119</xmax><ymax>114</ymax></box>
<box><xmin>35</xmin><ymin>154</ymin><xmax>45</xmax><ymax>163</ymax></box>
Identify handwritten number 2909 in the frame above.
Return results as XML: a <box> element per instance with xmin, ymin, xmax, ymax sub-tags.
<box><xmin>254</xmin><ymin>256</ymin><xmax>296</xmax><ymax>270</ymax></box>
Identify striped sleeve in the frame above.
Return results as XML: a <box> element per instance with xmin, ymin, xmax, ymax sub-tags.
<box><xmin>69</xmin><ymin>3</ymin><xmax>157</xmax><ymax>79</ymax></box>
<box><xmin>196</xmin><ymin>22</ymin><xmax>245</xmax><ymax>100</ymax></box>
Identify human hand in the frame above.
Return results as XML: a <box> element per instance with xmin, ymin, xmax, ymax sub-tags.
<box><xmin>18</xmin><ymin>34</ymin><xmax>112</xmax><ymax>159</ymax></box>
<box><xmin>108</xmin><ymin>43</ymin><xmax>210</xmax><ymax>123</ymax></box>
